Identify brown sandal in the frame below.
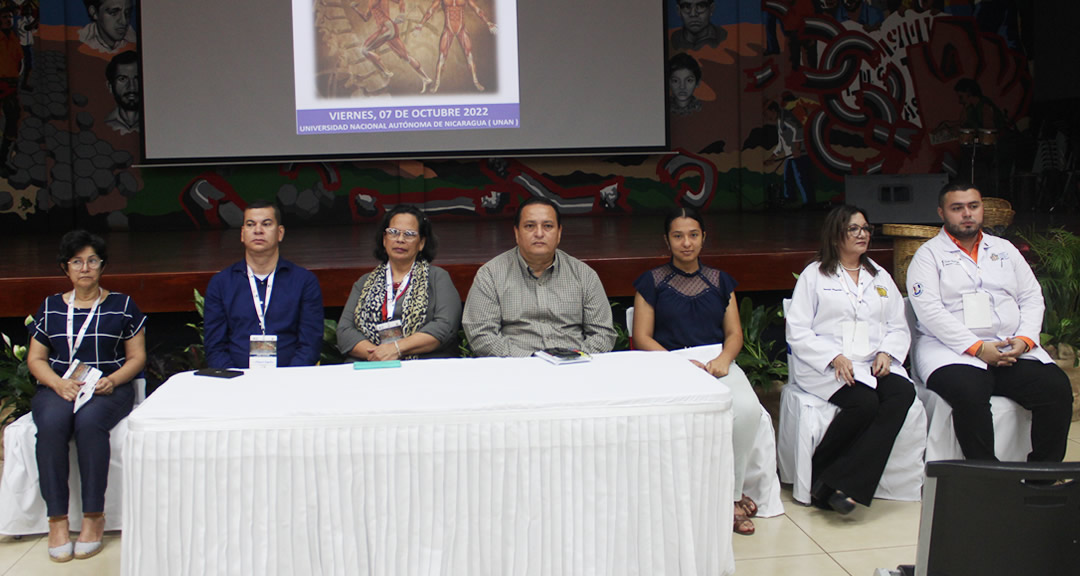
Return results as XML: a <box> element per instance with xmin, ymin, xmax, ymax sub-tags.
<box><xmin>734</xmin><ymin>512</ymin><xmax>755</xmax><ymax>536</ymax></box>
<box><xmin>736</xmin><ymin>494</ymin><xmax>758</xmax><ymax>518</ymax></box>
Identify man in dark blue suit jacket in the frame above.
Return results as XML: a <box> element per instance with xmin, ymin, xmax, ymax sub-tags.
<box><xmin>203</xmin><ymin>200</ymin><xmax>324</xmax><ymax>368</ymax></box>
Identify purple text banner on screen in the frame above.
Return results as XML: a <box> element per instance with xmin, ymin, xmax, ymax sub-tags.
<box><xmin>297</xmin><ymin>104</ymin><xmax>520</xmax><ymax>135</ymax></box>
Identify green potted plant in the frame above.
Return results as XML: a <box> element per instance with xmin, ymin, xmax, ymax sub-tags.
<box><xmin>0</xmin><ymin>316</ymin><xmax>36</xmax><ymax>432</ymax></box>
<box><xmin>735</xmin><ymin>296</ymin><xmax>788</xmax><ymax>391</ymax></box>
<box><xmin>1017</xmin><ymin>227</ymin><xmax>1080</xmax><ymax>420</ymax></box>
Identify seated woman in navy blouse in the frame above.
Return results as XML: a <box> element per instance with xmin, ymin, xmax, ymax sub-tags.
<box><xmin>25</xmin><ymin>230</ymin><xmax>146</xmax><ymax>563</ymax></box>
<box><xmin>633</xmin><ymin>207</ymin><xmax>763</xmax><ymax>536</ymax></box>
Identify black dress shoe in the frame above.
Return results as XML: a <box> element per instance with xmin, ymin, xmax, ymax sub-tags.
<box><xmin>825</xmin><ymin>491</ymin><xmax>856</xmax><ymax>515</ymax></box>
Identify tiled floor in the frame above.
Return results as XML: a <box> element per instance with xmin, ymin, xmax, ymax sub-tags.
<box><xmin>0</xmin><ymin>420</ymin><xmax>1077</xmax><ymax>575</ymax></box>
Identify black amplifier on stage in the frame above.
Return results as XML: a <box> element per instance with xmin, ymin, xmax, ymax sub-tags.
<box><xmin>844</xmin><ymin>174</ymin><xmax>948</xmax><ymax>224</ymax></box>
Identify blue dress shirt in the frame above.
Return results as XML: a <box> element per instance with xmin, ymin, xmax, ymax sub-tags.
<box><xmin>203</xmin><ymin>258</ymin><xmax>324</xmax><ymax>368</ymax></box>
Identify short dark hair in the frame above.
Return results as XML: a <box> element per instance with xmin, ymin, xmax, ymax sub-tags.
<box><xmin>244</xmin><ymin>199</ymin><xmax>282</xmax><ymax>226</ymax></box>
<box><xmin>515</xmin><ymin>196</ymin><xmax>561</xmax><ymax>228</ymax></box>
<box><xmin>954</xmin><ymin>78</ymin><xmax>982</xmax><ymax>98</ymax></box>
<box><xmin>667</xmin><ymin>52</ymin><xmax>702</xmax><ymax>84</ymax></box>
<box><xmin>106</xmin><ymin>50</ymin><xmax>138</xmax><ymax>84</ymax></box>
<box><xmin>816</xmin><ymin>204</ymin><xmax>878</xmax><ymax>277</ymax></box>
<box><xmin>83</xmin><ymin>0</ymin><xmax>103</xmax><ymax>15</ymax></box>
<box><xmin>373</xmin><ymin>204</ymin><xmax>438</xmax><ymax>263</ymax></box>
<box><xmin>57</xmin><ymin>229</ymin><xmax>108</xmax><ymax>271</ymax></box>
<box><xmin>663</xmin><ymin>205</ymin><xmax>705</xmax><ymax>235</ymax></box>
<box><xmin>938</xmin><ymin>181</ymin><xmax>980</xmax><ymax>207</ymax></box>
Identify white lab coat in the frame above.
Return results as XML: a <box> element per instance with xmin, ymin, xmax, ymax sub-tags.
<box><xmin>906</xmin><ymin>229</ymin><xmax>1052</xmax><ymax>381</ymax></box>
<box><xmin>786</xmin><ymin>260</ymin><xmax>911</xmax><ymax>401</ymax></box>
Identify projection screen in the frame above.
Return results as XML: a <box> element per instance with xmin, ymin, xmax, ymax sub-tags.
<box><xmin>139</xmin><ymin>0</ymin><xmax>668</xmax><ymax>163</ymax></box>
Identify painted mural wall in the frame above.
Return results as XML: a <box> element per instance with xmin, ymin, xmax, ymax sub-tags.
<box><xmin>0</xmin><ymin>0</ymin><xmax>1031</xmax><ymax>233</ymax></box>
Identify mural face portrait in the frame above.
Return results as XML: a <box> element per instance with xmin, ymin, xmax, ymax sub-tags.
<box><xmin>91</xmin><ymin>0</ymin><xmax>133</xmax><ymax>47</ymax></box>
<box><xmin>669</xmin><ymin>69</ymin><xmax>699</xmax><ymax>109</ymax></box>
<box><xmin>677</xmin><ymin>0</ymin><xmax>714</xmax><ymax>34</ymax></box>
<box><xmin>111</xmin><ymin>61</ymin><xmax>140</xmax><ymax>111</ymax></box>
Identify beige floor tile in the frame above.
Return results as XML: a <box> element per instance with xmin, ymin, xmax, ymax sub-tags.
<box><xmin>733</xmin><ymin>514</ymin><xmax>824</xmax><ymax>561</ymax></box>
<box><xmin>6</xmin><ymin>534</ymin><xmax>121</xmax><ymax>576</ymax></box>
<box><xmin>1066</xmin><ymin>439</ymin><xmax>1080</xmax><ymax>462</ymax></box>
<box><xmin>733</xmin><ymin>553</ymin><xmax>850</xmax><ymax>576</ymax></box>
<box><xmin>830</xmin><ymin>545</ymin><xmax>917</xmax><ymax>576</ymax></box>
<box><xmin>1069</xmin><ymin>419</ymin><xmax>1080</xmax><ymax>442</ymax></box>
<box><xmin>0</xmin><ymin>535</ymin><xmax>40</xmax><ymax>573</ymax></box>
<box><xmin>784</xmin><ymin>498</ymin><xmax>921</xmax><ymax>553</ymax></box>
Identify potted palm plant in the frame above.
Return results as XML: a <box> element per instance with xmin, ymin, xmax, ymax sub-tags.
<box><xmin>1017</xmin><ymin>227</ymin><xmax>1080</xmax><ymax>420</ymax></box>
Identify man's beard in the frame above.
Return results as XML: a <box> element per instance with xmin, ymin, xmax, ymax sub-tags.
<box><xmin>117</xmin><ymin>92</ymin><xmax>140</xmax><ymax>112</ymax></box>
<box><xmin>945</xmin><ymin>219</ymin><xmax>981</xmax><ymax>239</ymax></box>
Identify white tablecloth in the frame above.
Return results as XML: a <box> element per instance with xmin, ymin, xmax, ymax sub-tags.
<box><xmin>122</xmin><ymin>351</ymin><xmax>734</xmax><ymax>576</ymax></box>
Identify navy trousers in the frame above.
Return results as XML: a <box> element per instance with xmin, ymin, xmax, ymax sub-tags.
<box><xmin>31</xmin><ymin>383</ymin><xmax>134</xmax><ymax>517</ymax></box>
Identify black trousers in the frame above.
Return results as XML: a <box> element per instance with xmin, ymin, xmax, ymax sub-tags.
<box><xmin>926</xmin><ymin>359</ymin><xmax>1072</xmax><ymax>462</ymax></box>
<box><xmin>812</xmin><ymin>373</ymin><xmax>915</xmax><ymax>506</ymax></box>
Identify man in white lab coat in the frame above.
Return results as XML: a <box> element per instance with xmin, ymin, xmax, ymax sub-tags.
<box><xmin>907</xmin><ymin>182</ymin><xmax>1072</xmax><ymax>461</ymax></box>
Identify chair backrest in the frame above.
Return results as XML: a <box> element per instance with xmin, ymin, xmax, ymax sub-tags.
<box><xmin>902</xmin><ymin>297</ymin><xmax>922</xmax><ymax>385</ymax></box>
<box><xmin>782</xmin><ymin>298</ymin><xmax>793</xmax><ymax>385</ymax></box>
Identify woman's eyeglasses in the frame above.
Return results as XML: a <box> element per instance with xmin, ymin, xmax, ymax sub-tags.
<box><xmin>385</xmin><ymin>228</ymin><xmax>420</xmax><ymax>240</ymax></box>
<box><xmin>846</xmin><ymin>225</ymin><xmax>874</xmax><ymax>237</ymax></box>
<box><xmin>67</xmin><ymin>258</ymin><xmax>103</xmax><ymax>270</ymax></box>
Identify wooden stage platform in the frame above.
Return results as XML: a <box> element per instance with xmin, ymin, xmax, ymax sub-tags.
<box><xmin>2</xmin><ymin>213</ymin><xmax>893</xmax><ymax>318</ymax></box>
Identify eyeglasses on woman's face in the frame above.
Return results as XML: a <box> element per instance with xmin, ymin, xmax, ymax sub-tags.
<box><xmin>67</xmin><ymin>257</ymin><xmax>103</xmax><ymax>270</ymax></box>
<box><xmin>846</xmin><ymin>225</ymin><xmax>874</xmax><ymax>237</ymax></box>
<box><xmin>385</xmin><ymin>227</ymin><xmax>420</xmax><ymax>241</ymax></box>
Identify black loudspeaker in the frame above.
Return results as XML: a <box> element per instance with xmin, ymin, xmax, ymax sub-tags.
<box><xmin>844</xmin><ymin>174</ymin><xmax>948</xmax><ymax>225</ymax></box>
<box><xmin>915</xmin><ymin>460</ymin><xmax>1080</xmax><ymax>576</ymax></box>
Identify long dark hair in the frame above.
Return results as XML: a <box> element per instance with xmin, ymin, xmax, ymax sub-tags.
<box><xmin>372</xmin><ymin>205</ymin><xmax>438</xmax><ymax>263</ymax></box>
<box><xmin>816</xmin><ymin>204</ymin><xmax>878</xmax><ymax>277</ymax></box>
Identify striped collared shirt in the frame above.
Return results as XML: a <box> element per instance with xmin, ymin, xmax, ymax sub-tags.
<box><xmin>463</xmin><ymin>247</ymin><xmax>616</xmax><ymax>357</ymax></box>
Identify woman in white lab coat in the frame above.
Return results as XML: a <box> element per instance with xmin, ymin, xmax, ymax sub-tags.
<box><xmin>786</xmin><ymin>205</ymin><xmax>915</xmax><ymax>514</ymax></box>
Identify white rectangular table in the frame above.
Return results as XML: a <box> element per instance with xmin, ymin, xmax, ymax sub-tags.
<box><xmin>122</xmin><ymin>351</ymin><xmax>734</xmax><ymax>576</ymax></box>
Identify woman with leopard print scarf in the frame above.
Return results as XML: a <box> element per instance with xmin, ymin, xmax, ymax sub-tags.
<box><xmin>336</xmin><ymin>205</ymin><xmax>462</xmax><ymax>361</ymax></box>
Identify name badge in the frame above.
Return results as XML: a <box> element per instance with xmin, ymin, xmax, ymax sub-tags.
<box><xmin>249</xmin><ymin>334</ymin><xmax>278</xmax><ymax>369</ymax></box>
<box><xmin>841</xmin><ymin>320</ymin><xmax>871</xmax><ymax>358</ymax></box>
<box><xmin>375</xmin><ymin>319</ymin><xmax>404</xmax><ymax>343</ymax></box>
<box><xmin>962</xmin><ymin>292</ymin><xmax>992</xmax><ymax>330</ymax></box>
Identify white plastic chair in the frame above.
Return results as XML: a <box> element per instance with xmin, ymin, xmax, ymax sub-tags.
<box><xmin>0</xmin><ymin>378</ymin><xmax>146</xmax><ymax>535</ymax></box>
<box><xmin>629</xmin><ymin>307</ymin><xmax>785</xmax><ymax>517</ymax></box>
<box><xmin>904</xmin><ymin>299</ymin><xmax>1033</xmax><ymax>462</ymax></box>
<box><xmin>778</xmin><ymin>299</ymin><xmax>927</xmax><ymax>505</ymax></box>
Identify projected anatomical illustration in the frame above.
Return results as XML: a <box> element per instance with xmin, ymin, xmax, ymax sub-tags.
<box><xmin>413</xmin><ymin>0</ymin><xmax>497</xmax><ymax>93</ymax></box>
<box><xmin>295</xmin><ymin>0</ymin><xmax>518</xmax><ymax>134</ymax></box>
<box><xmin>346</xmin><ymin>0</ymin><xmax>434</xmax><ymax>93</ymax></box>
<box><xmin>310</xmin><ymin>0</ymin><xmax>500</xmax><ymax>97</ymax></box>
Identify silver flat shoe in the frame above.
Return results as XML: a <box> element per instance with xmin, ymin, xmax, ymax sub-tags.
<box><xmin>48</xmin><ymin>541</ymin><xmax>74</xmax><ymax>563</ymax></box>
<box><xmin>74</xmin><ymin>539</ymin><xmax>104</xmax><ymax>560</ymax></box>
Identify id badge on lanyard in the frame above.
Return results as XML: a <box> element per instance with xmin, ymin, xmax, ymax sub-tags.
<box><xmin>247</xmin><ymin>268</ymin><xmax>277</xmax><ymax>369</ymax></box>
<box><xmin>383</xmin><ymin>266</ymin><xmax>412</xmax><ymax>321</ymax></box>
<box><xmin>959</xmin><ymin>253</ymin><xmax>992</xmax><ymax>330</ymax></box>
<box><xmin>66</xmin><ymin>291</ymin><xmax>102</xmax><ymax>361</ymax></box>
<box><xmin>963</xmin><ymin>292</ymin><xmax>992</xmax><ymax>329</ymax></box>
<box><xmin>841</xmin><ymin>272</ymin><xmax>870</xmax><ymax>357</ymax></box>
